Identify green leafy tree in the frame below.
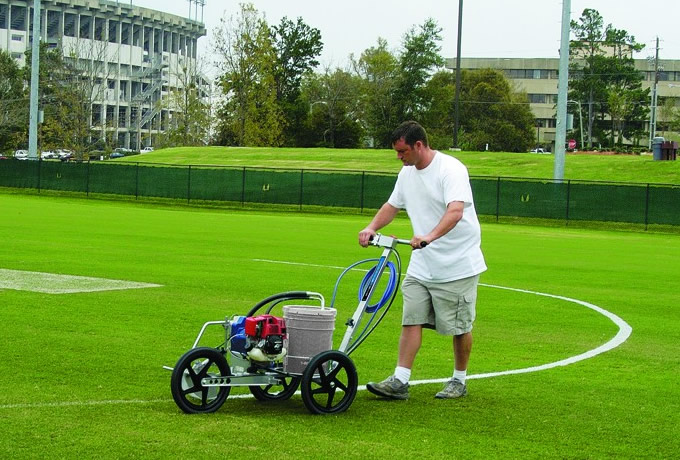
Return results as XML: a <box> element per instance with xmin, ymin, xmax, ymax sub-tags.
<box><xmin>569</xmin><ymin>9</ymin><xmax>649</xmax><ymax>148</ymax></box>
<box><xmin>458</xmin><ymin>68</ymin><xmax>535</xmax><ymax>152</ymax></box>
<box><xmin>300</xmin><ymin>68</ymin><xmax>363</xmax><ymax>148</ymax></box>
<box><xmin>0</xmin><ymin>50</ymin><xmax>27</xmax><ymax>152</ymax></box>
<box><xmin>394</xmin><ymin>18</ymin><xmax>445</xmax><ymax>123</ymax></box>
<box><xmin>352</xmin><ymin>38</ymin><xmax>400</xmax><ymax>148</ymax></box>
<box><xmin>213</xmin><ymin>3</ymin><xmax>283</xmax><ymax>146</ymax></box>
<box><xmin>270</xmin><ymin>16</ymin><xmax>323</xmax><ymax>146</ymax></box>
<box><xmin>159</xmin><ymin>61</ymin><xmax>211</xmax><ymax>147</ymax></box>
<box><xmin>420</xmin><ymin>70</ymin><xmax>456</xmax><ymax>150</ymax></box>
<box><xmin>352</xmin><ymin>19</ymin><xmax>444</xmax><ymax>148</ymax></box>
<box><xmin>570</xmin><ymin>8</ymin><xmax>608</xmax><ymax>148</ymax></box>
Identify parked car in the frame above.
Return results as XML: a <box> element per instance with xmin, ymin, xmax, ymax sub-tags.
<box><xmin>530</xmin><ymin>148</ymin><xmax>549</xmax><ymax>154</ymax></box>
<box><xmin>41</xmin><ymin>150</ymin><xmax>58</xmax><ymax>160</ymax></box>
<box><xmin>109</xmin><ymin>152</ymin><xmax>126</xmax><ymax>159</ymax></box>
<box><xmin>0</xmin><ymin>155</ymin><xmax>8</xmax><ymax>160</ymax></box>
<box><xmin>114</xmin><ymin>147</ymin><xmax>132</xmax><ymax>154</ymax></box>
<box><xmin>14</xmin><ymin>150</ymin><xmax>29</xmax><ymax>160</ymax></box>
<box><xmin>56</xmin><ymin>149</ymin><xmax>73</xmax><ymax>161</ymax></box>
<box><xmin>140</xmin><ymin>146</ymin><xmax>154</xmax><ymax>153</ymax></box>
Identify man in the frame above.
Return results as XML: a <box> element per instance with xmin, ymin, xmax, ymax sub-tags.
<box><xmin>358</xmin><ymin>121</ymin><xmax>486</xmax><ymax>400</ymax></box>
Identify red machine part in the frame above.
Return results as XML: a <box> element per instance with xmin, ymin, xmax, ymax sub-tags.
<box><xmin>244</xmin><ymin>315</ymin><xmax>287</xmax><ymax>339</ymax></box>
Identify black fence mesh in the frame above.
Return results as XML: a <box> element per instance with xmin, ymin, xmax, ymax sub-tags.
<box><xmin>1</xmin><ymin>159</ymin><xmax>678</xmax><ymax>227</ymax></box>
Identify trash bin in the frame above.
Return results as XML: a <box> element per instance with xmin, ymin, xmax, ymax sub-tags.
<box><xmin>661</xmin><ymin>141</ymin><xmax>678</xmax><ymax>161</ymax></box>
<box><xmin>652</xmin><ymin>137</ymin><xmax>665</xmax><ymax>161</ymax></box>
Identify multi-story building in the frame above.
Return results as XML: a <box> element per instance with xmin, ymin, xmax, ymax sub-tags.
<box><xmin>0</xmin><ymin>0</ymin><xmax>207</xmax><ymax>150</ymax></box>
<box><xmin>447</xmin><ymin>57</ymin><xmax>680</xmax><ymax>149</ymax></box>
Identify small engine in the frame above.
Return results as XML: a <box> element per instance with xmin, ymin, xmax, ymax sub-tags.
<box><xmin>243</xmin><ymin>314</ymin><xmax>287</xmax><ymax>362</ymax></box>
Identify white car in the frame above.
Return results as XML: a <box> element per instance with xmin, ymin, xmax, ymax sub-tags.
<box><xmin>530</xmin><ymin>148</ymin><xmax>549</xmax><ymax>154</ymax></box>
<box><xmin>14</xmin><ymin>150</ymin><xmax>29</xmax><ymax>160</ymax></box>
<box><xmin>56</xmin><ymin>149</ymin><xmax>73</xmax><ymax>160</ymax></box>
<box><xmin>41</xmin><ymin>150</ymin><xmax>58</xmax><ymax>159</ymax></box>
<box><xmin>141</xmin><ymin>146</ymin><xmax>154</xmax><ymax>153</ymax></box>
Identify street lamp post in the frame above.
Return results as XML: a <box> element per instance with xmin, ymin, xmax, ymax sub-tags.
<box><xmin>28</xmin><ymin>0</ymin><xmax>42</xmax><ymax>160</ymax></box>
<box><xmin>567</xmin><ymin>100</ymin><xmax>585</xmax><ymax>150</ymax></box>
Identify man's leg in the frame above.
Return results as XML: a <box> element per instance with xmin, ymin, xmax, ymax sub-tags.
<box><xmin>365</xmin><ymin>325</ymin><xmax>422</xmax><ymax>400</ymax></box>
<box><xmin>453</xmin><ymin>331</ymin><xmax>472</xmax><ymax>371</ymax></box>
<box><xmin>434</xmin><ymin>332</ymin><xmax>472</xmax><ymax>399</ymax></box>
<box><xmin>398</xmin><ymin>325</ymin><xmax>423</xmax><ymax>369</ymax></box>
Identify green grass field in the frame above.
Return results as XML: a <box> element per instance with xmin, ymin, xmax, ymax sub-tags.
<box><xmin>120</xmin><ymin>146</ymin><xmax>680</xmax><ymax>185</ymax></box>
<box><xmin>1</xmin><ymin>193</ymin><xmax>678</xmax><ymax>458</ymax></box>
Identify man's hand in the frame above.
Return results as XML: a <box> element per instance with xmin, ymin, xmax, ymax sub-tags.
<box><xmin>358</xmin><ymin>228</ymin><xmax>376</xmax><ymax>247</ymax></box>
<box><xmin>410</xmin><ymin>235</ymin><xmax>429</xmax><ymax>250</ymax></box>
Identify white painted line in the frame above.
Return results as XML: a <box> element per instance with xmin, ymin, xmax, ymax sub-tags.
<box><xmin>250</xmin><ymin>258</ymin><xmax>633</xmax><ymax>384</ymax></box>
<box><xmin>0</xmin><ymin>269</ymin><xmax>162</xmax><ymax>294</ymax></box>
<box><xmin>0</xmin><ymin>259</ymin><xmax>632</xmax><ymax>410</ymax></box>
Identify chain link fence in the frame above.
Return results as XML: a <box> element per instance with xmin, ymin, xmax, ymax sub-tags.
<box><xmin>1</xmin><ymin>160</ymin><xmax>678</xmax><ymax>227</ymax></box>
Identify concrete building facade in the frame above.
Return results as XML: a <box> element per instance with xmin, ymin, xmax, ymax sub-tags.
<box><xmin>0</xmin><ymin>0</ymin><xmax>207</xmax><ymax>150</ymax></box>
<box><xmin>447</xmin><ymin>57</ymin><xmax>680</xmax><ymax>149</ymax></box>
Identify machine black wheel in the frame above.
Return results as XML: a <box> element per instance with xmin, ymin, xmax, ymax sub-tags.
<box><xmin>300</xmin><ymin>350</ymin><xmax>358</xmax><ymax>415</ymax></box>
<box><xmin>249</xmin><ymin>374</ymin><xmax>301</xmax><ymax>401</ymax></box>
<box><xmin>170</xmin><ymin>347</ymin><xmax>231</xmax><ymax>414</ymax></box>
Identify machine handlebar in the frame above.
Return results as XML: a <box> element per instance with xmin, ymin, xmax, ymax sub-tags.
<box><xmin>369</xmin><ymin>233</ymin><xmax>428</xmax><ymax>249</ymax></box>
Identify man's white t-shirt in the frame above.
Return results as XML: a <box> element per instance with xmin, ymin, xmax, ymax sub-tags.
<box><xmin>388</xmin><ymin>151</ymin><xmax>487</xmax><ymax>282</ymax></box>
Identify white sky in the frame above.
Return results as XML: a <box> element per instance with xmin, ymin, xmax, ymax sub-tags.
<box><xmin>131</xmin><ymin>0</ymin><xmax>680</xmax><ymax>67</ymax></box>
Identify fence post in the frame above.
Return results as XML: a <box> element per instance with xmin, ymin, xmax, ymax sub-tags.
<box><xmin>86</xmin><ymin>159</ymin><xmax>90</xmax><ymax>197</ymax></box>
<box><xmin>37</xmin><ymin>158</ymin><xmax>42</xmax><ymax>193</ymax></box>
<box><xmin>360</xmin><ymin>172</ymin><xmax>365</xmax><ymax>213</ymax></box>
<box><xmin>565</xmin><ymin>179</ymin><xmax>571</xmax><ymax>226</ymax></box>
<box><xmin>241</xmin><ymin>167</ymin><xmax>246</xmax><ymax>206</ymax></box>
<box><xmin>299</xmin><ymin>169</ymin><xmax>304</xmax><ymax>211</ymax></box>
<box><xmin>135</xmin><ymin>162</ymin><xmax>139</xmax><ymax>200</ymax></box>
<box><xmin>187</xmin><ymin>165</ymin><xmax>192</xmax><ymax>204</ymax></box>
<box><xmin>495</xmin><ymin>177</ymin><xmax>500</xmax><ymax>222</ymax></box>
<box><xmin>644</xmin><ymin>183</ymin><xmax>650</xmax><ymax>231</ymax></box>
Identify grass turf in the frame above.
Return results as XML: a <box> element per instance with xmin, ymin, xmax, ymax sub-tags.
<box><xmin>119</xmin><ymin>146</ymin><xmax>680</xmax><ymax>185</ymax></box>
<box><xmin>1</xmin><ymin>193</ymin><xmax>679</xmax><ymax>458</ymax></box>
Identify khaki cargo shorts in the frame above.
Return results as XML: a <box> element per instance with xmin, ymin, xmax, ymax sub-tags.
<box><xmin>401</xmin><ymin>274</ymin><xmax>479</xmax><ymax>336</ymax></box>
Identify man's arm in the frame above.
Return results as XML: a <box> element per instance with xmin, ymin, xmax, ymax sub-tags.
<box><xmin>411</xmin><ymin>201</ymin><xmax>464</xmax><ymax>248</ymax></box>
<box><xmin>358</xmin><ymin>203</ymin><xmax>400</xmax><ymax>247</ymax></box>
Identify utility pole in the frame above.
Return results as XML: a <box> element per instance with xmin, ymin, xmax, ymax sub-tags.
<box><xmin>553</xmin><ymin>0</ymin><xmax>570</xmax><ymax>181</ymax></box>
<box><xmin>648</xmin><ymin>37</ymin><xmax>660</xmax><ymax>149</ymax></box>
<box><xmin>28</xmin><ymin>0</ymin><xmax>41</xmax><ymax>160</ymax></box>
<box><xmin>452</xmin><ymin>0</ymin><xmax>463</xmax><ymax>149</ymax></box>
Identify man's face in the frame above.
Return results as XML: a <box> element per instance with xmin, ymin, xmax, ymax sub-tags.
<box><xmin>393</xmin><ymin>138</ymin><xmax>420</xmax><ymax>166</ymax></box>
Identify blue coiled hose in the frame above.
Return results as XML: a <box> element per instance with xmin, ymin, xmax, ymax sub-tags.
<box><xmin>359</xmin><ymin>261</ymin><xmax>397</xmax><ymax>313</ymax></box>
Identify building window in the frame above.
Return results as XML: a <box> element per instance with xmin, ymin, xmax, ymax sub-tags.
<box><xmin>11</xmin><ymin>33</ymin><xmax>23</xmax><ymax>41</ymax></box>
<box><xmin>10</xmin><ymin>5</ymin><xmax>26</xmax><ymax>30</ymax></box>
<box><xmin>108</xmin><ymin>20</ymin><xmax>118</xmax><ymax>44</ymax></box>
<box><xmin>0</xmin><ymin>4</ymin><xmax>8</xmax><ymax>30</ymax></box>
<box><xmin>94</xmin><ymin>17</ymin><xmax>105</xmax><ymax>41</ymax></box>
<box><xmin>64</xmin><ymin>13</ymin><xmax>76</xmax><ymax>37</ymax></box>
<box><xmin>11</xmin><ymin>52</ymin><xmax>23</xmax><ymax>60</ymax></box>
<box><xmin>80</xmin><ymin>15</ymin><xmax>91</xmax><ymax>39</ymax></box>
<box><xmin>529</xmin><ymin>94</ymin><xmax>546</xmax><ymax>104</ymax></box>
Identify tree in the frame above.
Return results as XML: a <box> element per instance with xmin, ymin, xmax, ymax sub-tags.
<box><xmin>420</xmin><ymin>70</ymin><xmax>456</xmax><ymax>150</ymax></box>
<box><xmin>213</xmin><ymin>3</ymin><xmax>283</xmax><ymax>146</ymax></box>
<box><xmin>352</xmin><ymin>19</ymin><xmax>444</xmax><ymax>148</ymax></box>
<box><xmin>159</xmin><ymin>60</ymin><xmax>212</xmax><ymax>147</ymax></box>
<box><xmin>352</xmin><ymin>38</ymin><xmax>400</xmax><ymax>148</ymax></box>
<box><xmin>458</xmin><ymin>68</ymin><xmax>535</xmax><ymax>152</ymax></box>
<box><xmin>300</xmin><ymin>68</ymin><xmax>363</xmax><ymax>148</ymax></box>
<box><xmin>569</xmin><ymin>9</ymin><xmax>649</xmax><ymax>149</ymax></box>
<box><xmin>570</xmin><ymin>8</ymin><xmax>608</xmax><ymax>149</ymax></box>
<box><xmin>0</xmin><ymin>50</ymin><xmax>27</xmax><ymax>152</ymax></box>
<box><xmin>394</xmin><ymin>18</ymin><xmax>445</xmax><ymax>122</ymax></box>
<box><xmin>270</xmin><ymin>16</ymin><xmax>323</xmax><ymax>146</ymax></box>
<box><xmin>659</xmin><ymin>98</ymin><xmax>680</xmax><ymax>137</ymax></box>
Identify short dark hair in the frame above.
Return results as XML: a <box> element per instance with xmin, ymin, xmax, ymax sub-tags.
<box><xmin>390</xmin><ymin>121</ymin><xmax>429</xmax><ymax>148</ymax></box>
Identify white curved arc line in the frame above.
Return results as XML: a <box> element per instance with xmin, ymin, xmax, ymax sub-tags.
<box><xmin>0</xmin><ymin>261</ymin><xmax>633</xmax><ymax>410</ymax></box>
